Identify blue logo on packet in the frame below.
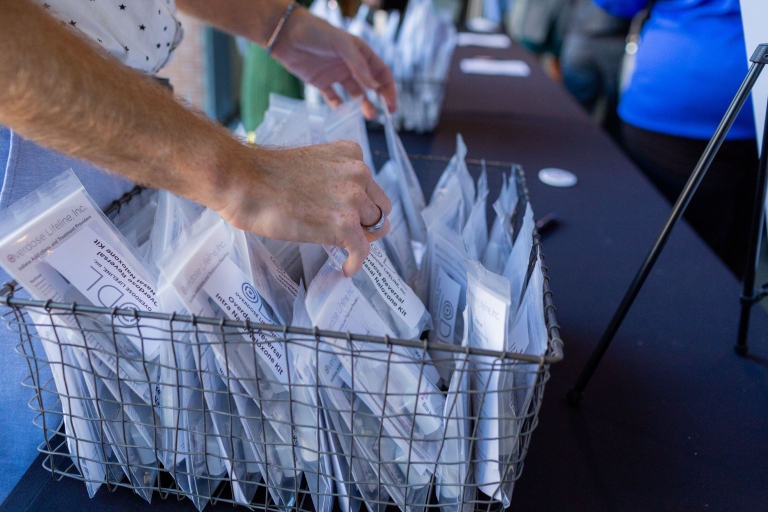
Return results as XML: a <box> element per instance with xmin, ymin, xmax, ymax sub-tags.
<box><xmin>242</xmin><ymin>282</ymin><xmax>259</xmax><ymax>303</ymax></box>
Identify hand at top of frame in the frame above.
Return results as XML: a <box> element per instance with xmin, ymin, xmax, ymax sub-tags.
<box><xmin>269</xmin><ymin>7</ymin><xmax>397</xmax><ymax>119</ymax></box>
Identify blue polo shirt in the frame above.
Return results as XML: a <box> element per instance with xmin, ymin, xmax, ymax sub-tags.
<box><xmin>593</xmin><ymin>0</ymin><xmax>756</xmax><ymax>140</ymax></box>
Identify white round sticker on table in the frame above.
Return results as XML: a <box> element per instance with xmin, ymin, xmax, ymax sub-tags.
<box><xmin>538</xmin><ymin>168</ymin><xmax>578</xmax><ymax>187</ymax></box>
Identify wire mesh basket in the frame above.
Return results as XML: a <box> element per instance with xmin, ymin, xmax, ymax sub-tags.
<box><xmin>1</xmin><ymin>158</ymin><xmax>563</xmax><ymax>511</ymax></box>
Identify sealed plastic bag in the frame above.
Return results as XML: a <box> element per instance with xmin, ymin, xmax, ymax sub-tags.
<box><xmin>260</xmin><ymin>236</ymin><xmax>304</xmax><ymax>285</ymax></box>
<box><xmin>463</xmin><ymin>260</ymin><xmax>515</xmax><ymax>505</ymax></box>
<box><xmin>27</xmin><ymin>310</ymin><xmax>122</xmax><ymax>498</ymax></box>
<box><xmin>428</xmin><ymin>134</ymin><xmax>475</xmax><ymax>230</ymax></box>
<box><xmin>290</xmin><ymin>286</ymin><xmax>335</xmax><ymax>512</ymax></box>
<box><xmin>482</xmin><ymin>172</ymin><xmax>518</xmax><ymax>275</ymax></box>
<box><xmin>436</xmin><ymin>351</ymin><xmax>475</xmax><ymax>512</ymax></box>
<box><xmin>299</xmin><ymin>242</ymin><xmax>329</xmax><ymax>287</ymax></box>
<box><xmin>150</xmin><ymin>194</ymin><xmax>227</xmax><ymax>510</ymax></box>
<box><xmin>418</xmin><ymin>223</ymin><xmax>470</xmax><ymax>383</ymax></box>
<box><xmin>157</xmin><ymin>210</ymin><xmax>299</xmax><ymax>507</ymax></box>
<box><xmin>325</xmin><ymin>242</ymin><xmax>433</xmax><ymax>341</ymax></box>
<box><xmin>375</xmin><ymin>160</ymin><xmax>419</xmax><ymax>287</ymax></box>
<box><xmin>245</xmin><ymin>233</ymin><xmax>300</xmax><ymax>325</ymax></box>
<box><xmin>0</xmin><ymin>170</ymin><xmax>162</xmax><ymax>500</ymax></box>
<box><xmin>507</xmin><ymin>250</ymin><xmax>548</xmax><ymax>430</ymax></box>
<box><xmin>324</xmin><ymin>97</ymin><xmax>375</xmax><ymax>173</ymax></box>
<box><xmin>462</xmin><ymin>167</ymin><xmax>489</xmax><ymax>262</ymax></box>
<box><xmin>502</xmin><ymin>202</ymin><xmax>534</xmax><ymax>314</ymax></box>
<box><xmin>111</xmin><ymin>188</ymin><xmax>158</xmax><ymax>258</ymax></box>
<box><xmin>306</xmin><ymin>260</ymin><xmax>445</xmax><ymax>474</ymax></box>
<box><xmin>383</xmin><ymin>111</ymin><xmax>427</xmax><ymax>247</ymax></box>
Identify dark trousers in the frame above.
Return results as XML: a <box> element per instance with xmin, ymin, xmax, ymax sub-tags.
<box><xmin>621</xmin><ymin>122</ymin><xmax>760</xmax><ymax>279</ymax></box>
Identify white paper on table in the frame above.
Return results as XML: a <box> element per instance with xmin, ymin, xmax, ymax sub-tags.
<box><xmin>457</xmin><ymin>32</ymin><xmax>511</xmax><ymax>49</ymax></box>
<box><xmin>459</xmin><ymin>58</ymin><xmax>531</xmax><ymax>77</ymax></box>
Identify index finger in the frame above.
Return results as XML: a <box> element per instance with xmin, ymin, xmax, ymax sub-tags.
<box><xmin>343</xmin><ymin>37</ymin><xmax>397</xmax><ymax>114</ymax></box>
<box><xmin>360</xmin><ymin>42</ymin><xmax>397</xmax><ymax>113</ymax></box>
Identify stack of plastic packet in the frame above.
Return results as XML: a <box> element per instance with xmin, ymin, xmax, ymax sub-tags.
<box><xmin>307</xmin><ymin>0</ymin><xmax>457</xmax><ymax>132</ymax></box>
<box><xmin>415</xmin><ymin>139</ymin><xmax>548</xmax><ymax>506</ymax></box>
<box><xmin>0</xmin><ymin>171</ymin><xmax>164</xmax><ymax>502</ymax></box>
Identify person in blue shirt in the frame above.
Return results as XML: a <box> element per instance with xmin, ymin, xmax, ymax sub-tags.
<box><xmin>593</xmin><ymin>0</ymin><xmax>759</xmax><ymax>278</ymax></box>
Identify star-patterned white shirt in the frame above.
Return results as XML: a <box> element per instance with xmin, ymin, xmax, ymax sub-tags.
<box><xmin>33</xmin><ymin>0</ymin><xmax>184</xmax><ymax>74</ymax></box>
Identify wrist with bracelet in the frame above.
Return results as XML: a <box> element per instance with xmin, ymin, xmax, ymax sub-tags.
<box><xmin>265</xmin><ymin>2</ymin><xmax>301</xmax><ymax>56</ymax></box>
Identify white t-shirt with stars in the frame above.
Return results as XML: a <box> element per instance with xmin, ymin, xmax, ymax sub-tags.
<box><xmin>33</xmin><ymin>0</ymin><xmax>184</xmax><ymax>74</ymax></box>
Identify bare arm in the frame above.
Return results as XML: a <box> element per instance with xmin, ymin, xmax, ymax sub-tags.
<box><xmin>0</xmin><ymin>0</ymin><xmax>390</xmax><ymax>275</ymax></box>
<box><xmin>176</xmin><ymin>0</ymin><xmax>397</xmax><ymax>117</ymax></box>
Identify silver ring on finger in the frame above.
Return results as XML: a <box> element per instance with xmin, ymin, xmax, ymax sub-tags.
<box><xmin>362</xmin><ymin>206</ymin><xmax>386</xmax><ymax>233</ymax></box>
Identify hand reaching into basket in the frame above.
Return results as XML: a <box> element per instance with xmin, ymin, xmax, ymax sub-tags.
<box><xmin>0</xmin><ymin>0</ymin><xmax>397</xmax><ymax>276</ymax></box>
<box><xmin>176</xmin><ymin>0</ymin><xmax>397</xmax><ymax>120</ymax></box>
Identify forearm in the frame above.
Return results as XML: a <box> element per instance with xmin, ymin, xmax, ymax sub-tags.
<box><xmin>0</xmin><ymin>0</ymin><xmax>241</xmax><ymax>211</ymax></box>
<box><xmin>176</xmin><ymin>0</ymin><xmax>292</xmax><ymax>46</ymax></box>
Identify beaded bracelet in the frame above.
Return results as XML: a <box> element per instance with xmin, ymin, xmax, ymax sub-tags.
<box><xmin>265</xmin><ymin>2</ymin><xmax>301</xmax><ymax>56</ymax></box>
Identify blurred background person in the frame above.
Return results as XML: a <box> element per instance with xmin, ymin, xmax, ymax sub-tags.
<box><xmin>594</xmin><ymin>0</ymin><xmax>758</xmax><ymax>278</ymax></box>
<box><xmin>560</xmin><ymin>0</ymin><xmax>629</xmax><ymax>139</ymax></box>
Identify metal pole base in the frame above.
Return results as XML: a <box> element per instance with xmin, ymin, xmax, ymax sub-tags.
<box><xmin>734</xmin><ymin>344</ymin><xmax>749</xmax><ymax>357</ymax></box>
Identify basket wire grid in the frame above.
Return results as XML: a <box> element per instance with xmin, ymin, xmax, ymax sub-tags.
<box><xmin>1</xmin><ymin>156</ymin><xmax>563</xmax><ymax>511</ymax></box>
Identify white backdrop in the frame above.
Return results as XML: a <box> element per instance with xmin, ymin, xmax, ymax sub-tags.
<box><xmin>740</xmin><ymin>0</ymin><xmax>768</xmax><ymax>153</ymax></box>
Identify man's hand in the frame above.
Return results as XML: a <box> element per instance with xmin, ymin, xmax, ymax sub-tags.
<box><xmin>269</xmin><ymin>8</ymin><xmax>397</xmax><ymax>119</ymax></box>
<box><xmin>176</xmin><ymin>0</ymin><xmax>397</xmax><ymax>119</ymax></box>
<box><xmin>216</xmin><ymin>140</ymin><xmax>392</xmax><ymax>276</ymax></box>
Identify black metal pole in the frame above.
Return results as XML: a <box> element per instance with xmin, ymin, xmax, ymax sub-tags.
<box><xmin>736</xmin><ymin>95</ymin><xmax>768</xmax><ymax>355</ymax></box>
<box><xmin>567</xmin><ymin>44</ymin><xmax>768</xmax><ymax>406</ymax></box>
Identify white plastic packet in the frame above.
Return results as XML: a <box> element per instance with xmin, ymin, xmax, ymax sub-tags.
<box><xmin>320</xmin><ymin>378</ymin><xmax>432</xmax><ymax>512</ymax></box>
<box><xmin>436</xmin><ymin>352</ymin><xmax>475</xmax><ymax>512</ymax></box>
<box><xmin>262</xmin><ymin>92</ymin><xmax>329</xmax><ymax>144</ymax></box>
<box><xmin>463</xmin><ymin>260</ymin><xmax>515</xmax><ymax>505</ymax></box>
<box><xmin>482</xmin><ymin>172</ymin><xmax>518</xmax><ymax>275</ymax></box>
<box><xmin>260</xmin><ymin>236</ymin><xmax>304</xmax><ymax>286</ymax></box>
<box><xmin>27</xmin><ymin>310</ymin><xmax>121</xmax><ymax>498</ymax></box>
<box><xmin>110</xmin><ymin>188</ymin><xmax>158</xmax><ymax>258</ymax></box>
<box><xmin>306</xmin><ymin>260</ymin><xmax>445</xmax><ymax>476</ymax></box>
<box><xmin>507</xmin><ymin>251</ymin><xmax>548</xmax><ymax>427</ymax></box>
<box><xmin>245</xmin><ymin>233</ymin><xmax>300</xmax><ymax>325</ymax></box>
<box><xmin>428</xmin><ymin>134</ymin><xmax>475</xmax><ymax>230</ymax></box>
<box><xmin>256</xmin><ymin>101</ymin><xmax>313</xmax><ymax>147</ymax></box>
<box><xmin>146</xmin><ymin>190</ymin><xmax>205</xmax><ymax>272</ymax></box>
<box><xmin>375</xmin><ymin>160</ymin><xmax>419</xmax><ymax>287</ymax></box>
<box><xmin>324</xmin><ymin>243</ymin><xmax>433</xmax><ymax>341</ymax></box>
<box><xmin>383</xmin><ymin>110</ymin><xmax>427</xmax><ymax>247</ymax></box>
<box><xmin>418</xmin><ymin>223</ymin><xmax>470</xmax><ymax>383</ymax></box>
<box><xmin>324</xmin><ymin>97</ymin><xmax>375</xmax><ymax>173</ymax></box>
<box><xmin>150</xmin><ymin>193</ymin><xmax>227</xmax><ymax>510</ymax></box>
<box><xmin>299</xmin><ymin>242</ymin><xmax>329</xmax><ymax>288</ymax></box>
<box><xmin>320</xmin><ymin>392</ymin><xmax>389</xmax><ymax>512</ymax></box>
<box><xmin>157</xmin><ymin>209</ymin><xmax>298</xmax><ymax>507</ymax></box>
<box><xmin>289</xmin><ymin>286</ymin><xmax>335</xmax><ymax>512</ymax></box>
<box><xmin>502</xmin><ymin>202</ymin><xmax>534</xmax><ymax>315</ymax></box>
<box><xmin>0</xmin><ymin>170</ymin><xmax>163</xmax><ymax>499</ymax></box>
<box><xmin>461</xmin><ymin>166</ymin><xmax>489</xmax><ymax>262</ymax></box>
<box><xmin>156</xmin><ymin>331</ymin><xmax>228</xmax><ymax>511</ymax></box>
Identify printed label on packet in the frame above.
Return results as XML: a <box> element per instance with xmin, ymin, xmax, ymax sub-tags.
<box><xmin>46</xmin><ymin>224</ymin><xmax>161</xmax><ymax>355</ymax></box>
<box><xmin>433</xmin><ymin>267</ymin><xmax>461</xmax><ymax>344</ymax></box>
<box><xmin>265</xmin><ymin>254</ymin><xmax>299</xmax><ymax>298</ymax></box>
<box><xmin>202</xmin><ymin>257</ymin><xmax>289</xmax><ymax>385</ymax></box>
<box><xmin>361</xmin><ymin>243</ymin><xmax>425</xmax><ymax>330</ymax></box>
